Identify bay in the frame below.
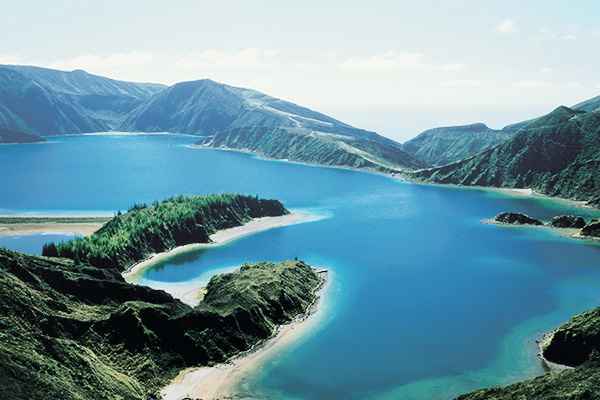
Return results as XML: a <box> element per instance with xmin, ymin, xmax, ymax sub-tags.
<box><xmin>2</xmin><ymin>134</ymin><xmax>600</xmax><ymax>399</ymax></box>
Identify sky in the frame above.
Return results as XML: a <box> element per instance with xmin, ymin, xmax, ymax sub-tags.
<box><xmin>2</xmin><ymin>0</ymin><xmax>600</xmax><ymax>142</ymax></box>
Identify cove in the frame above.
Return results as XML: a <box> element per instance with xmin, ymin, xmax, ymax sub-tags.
<box><xmin>2</xmin><ymin>134</ymin><xmax>600</xmax><ymax>399</ymax></box>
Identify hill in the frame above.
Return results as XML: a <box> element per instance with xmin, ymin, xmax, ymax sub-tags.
<box><xmin>457</xmin><ymin>307</ymin><xmax>600</xmax><ymax>399</ymax></box>
<box><xmin>407</xmin><ymin>106</ymin><xmax>600</xmax><ymax>206</ymax></box>
<box><xmin>0</xmin><ymin>248</ymin><xmax>321</xmax><ymax>400</ymax></box>
<box><xmin>0</xmin><ymin>65</ymin><xmax>424</xmax><ymax>172</ymax></box>
<box><xmin>43</xmin><ymin>193</ymin><xmax>289</xmax><ymax>271</ymax></box>
<box><xmin>0</xmin><ymin>65</ymin><xmax>165</xmax><ymax>136</ymax></box>
<box><xmin>402</xmin><ymin>123</ymin><xmax>516</xmax><ymax>167</ymax></box>
<box><xmin>196</xmin><ymin>126</ymin><xmax>427</xmax><ymax>173</ymax></box>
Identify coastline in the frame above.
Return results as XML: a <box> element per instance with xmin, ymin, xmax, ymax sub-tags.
<box><xmin>161</xmin><ymin>269</ymin><xmax>331</xmax><ymax>400</ymax></box>
<box><xmin>122</xmin><ymin>211</ymin><xmax>306</xmax><ymax>280</ymax></box>
<box><xmin>0</xmin><ymin>222</ymin><xmax>106</xmax><ymax>236</ymax></box>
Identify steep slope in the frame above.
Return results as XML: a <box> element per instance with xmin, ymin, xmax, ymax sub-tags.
<box><xmin>119</xmin><ymin>79</ymin><xmax>398</xmax><ymax>145</ymax></box>
<box><xmin>0</xmin><ymin>248</ymin><xmax>320</xmax><ymax>400</ymax></box>
<box><xmin>402</xmin><ymin>123</ymin><xmax>515</xmax><ymax>166</ymax></box>
<box><xmin>407</xmin><ymin>106</ymin><xmax>600</xmax><ymax>206</ymax></box>
<box><xmin>195</xmin><ymin>126</ymin><xmax>427</xmax><ymax>173</ymax></box>
<box><xmin>457</xmin><ymin>307</ymin><xmax>600</xmax><ymax>400</ymax></box>
<box><xmin>0</xmin><ymin>126</ymin><xmax>45</xmax><ymax>143</ymax></box>
<box><xmin>0</xmin><ymin>65</ymin><xmax>165</xmax><ymax>135</ymax></box>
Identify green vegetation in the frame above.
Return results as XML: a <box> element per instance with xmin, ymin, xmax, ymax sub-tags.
<box><xmin>457</xmin><ymin>307</ymin><xmax>600</xmax><ymax>400</ymax></box>
<box><xmin>195</xmin><ymin>126</ymin><xmax>427</xmax><ymax>173</ymax></box>
<box><xmin>549</xmin><ymin>215</ymin><xmax>586</xmax><ymax>229</ymax></box>
<box><xmin>402</xmin><ymin>123</ymin><xmax>516</xmax><ymax>167</ymax></box>
<box><xmin>0</xmin><ymin>249</ymin><xmax>321</xmax><ymax>399</ymax></box>
<box><xmin>408</xmin><ymin>106</ymin><xmax>600</xmax><ymax>207</ymax></box>
<box><xmin>490</xmin><ymin>213</ymin><xmax>599</xmax><ymax>239</ymax></box>
<box><xmin>493</xmin><ymin>212</ymin><xmax>543</xmax><ymax>226</ymax></box>
<box><xmin>42</xmin><ymin>194</ymin><xmax>288</xmax><ymax>271</ymax></box>
<box><xmin>581</xmin><ymin>219</ymin><xmax>600</xmax><ymax>237</ymax></box>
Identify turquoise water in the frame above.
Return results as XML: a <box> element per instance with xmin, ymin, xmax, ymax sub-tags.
<box><xmin>2</xmin><ymin>134</ymin><xmax>600</xmax><ymax>399</ymax></box>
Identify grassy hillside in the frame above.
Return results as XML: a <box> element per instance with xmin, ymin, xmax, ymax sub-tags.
<box><xmin>0</xmin><ymin>248</ymin><xmax>321</xmax><ymax>400</ymax></box>
<box><xmin>408</xmin><ymin>106</ymin><xmax>600</xmax><ymax>206</ymax></box>
<box><xmin>43</xmin><ymin>193</ymin><xmax>288</xmax><ymax>271</ymax></box>
<box><xmin>196</xmin><ymin>126</ymin><xmax>427</xmax><ymax>173</ymax></box>
<box><xmin>402</xmin><ymin>123</ymin><xmax>514</xmax><ymax>167</ymax></box>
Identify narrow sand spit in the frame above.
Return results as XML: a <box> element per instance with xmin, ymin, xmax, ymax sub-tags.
<box><xmin>161</xmin><ymin>271</ymin><xmax>331</xmax><ymax>400</ymax></box>
<box><xmin>0</xmin><ymin>222</ymin><xmax>105</xmax><ymax>236</ymax></box>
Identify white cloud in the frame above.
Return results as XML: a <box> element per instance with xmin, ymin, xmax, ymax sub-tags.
<box><xmin>47</xmin><ymin>52</ymin><xmax>155</xmax><ymax>73</ymax></box>
<box><xmin>592</xmin><ymin>30</ymin><xmax>600</xmax><ymax>37</ymax></box>
<box><xmin>494</xmin><ymin>19</ymin><xmax>517</xmax><ymax>34</ymax></box>
<box><xmin>442</xmin><ymin>79</ymin><xmax>489</xmax><ymax>87</ymax></box>
<box><xmin>541</xmin><ymin>68</ymin><xmax>553</xmax><ymax>73</ymax></box>
<box><xmin>0</xmin><ymin>54</ymin><xmax>25</xmax><ymax>65</ymax></box>
<box><xmin>562</xmin><ymin>34</ymin><xmax>577</xmax><ymax>41</ymax></box>
<box><xmin>509</xmin><ymin>80</ymin><xmax>555</xmax><ymax>88</ymax></box>
<box><xmin>175</xmin><ymin>48</ymin><xmax>279</xmax><ymax>70</ymax></box>
<box><xmin>539</xmin><ymin>27</ymin><xmax>550</xmax><ymax>33</ymax></box>
<box><xmin>339</xmin><ymin>52</ymin><xmax>465</xmax><ymax>71</ymax></box>
<box><xmin>567</xmin><ymin>82</ymin><xmax>582</xmax><ymax>88</ymax></box>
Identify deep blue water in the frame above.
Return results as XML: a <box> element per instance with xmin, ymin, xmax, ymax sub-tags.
<box><xmin>2</xmin><ymin>134</ymin><xmax>600</xmax><ymax>399</ymax></box>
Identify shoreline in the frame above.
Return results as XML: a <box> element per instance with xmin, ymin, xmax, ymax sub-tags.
<box><xmin>161</xmin><ymin>269</ymin><xmax>331</xmax><ymax>400</ymax></box>
<box><xmin>122</xmin><ymin>211</ymin><xmax>306</xmax><ymax>280</ymax></box>
<box><xmin>401</xmin><ymin>178</ymin><xmax>598</xmax><ymax>210</ymax></box>
<box><xmin>0</xmin><ymin>221</ymin><xmax>109</xmax><ymax>236</ymax></box>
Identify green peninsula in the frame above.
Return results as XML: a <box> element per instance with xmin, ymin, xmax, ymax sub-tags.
<box><xmin>43</xmin><ymin>193</ymin><xmax>288</xmax><ymax>271</ymax></box>
<box><xmin>0</xmin><ymin>249</ymin><xmax>321</xmax><ymax>399</ymax></box>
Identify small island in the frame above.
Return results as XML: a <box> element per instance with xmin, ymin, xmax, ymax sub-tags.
<box><xmin>0</xmin><ymin>194</ymin><xmax>324</xmax><ymax>400</ymax></box>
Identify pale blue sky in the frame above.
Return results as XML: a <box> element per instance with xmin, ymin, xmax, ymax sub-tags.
<box><xmin>2</xmin><ymin>0</ymin><xmax>600</xmax><ymax>141</ymax></box>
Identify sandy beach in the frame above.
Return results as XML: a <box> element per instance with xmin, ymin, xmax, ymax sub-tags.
<box><xmin>122</xmin><ymin>212</ymin><xmax>306</xmax><ymax>281</ymax></box>
<box><xmin>0</xmin><ymin>221</ymin><xmax>107</xmax><ymax>236</ymax></box>
<box><xmin>161</xmin><ymin>270</ymin><xmax>331</xmax><ymax>400</ymax></box>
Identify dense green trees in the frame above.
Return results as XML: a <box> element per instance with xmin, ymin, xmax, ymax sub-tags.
<box><xmin>43</xmin><ymin>194</ymin><xmax>288</xmax><ymax>271</ymax></box>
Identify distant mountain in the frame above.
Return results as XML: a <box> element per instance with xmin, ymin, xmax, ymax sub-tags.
<box><xmin>407</xmin><ymin>106</ymin><xmax>600</xmax><ymax>205</ymax></box>
<box><xmin>0</xmin><ymin>65</ymin><xmax>424</xmax><ymax>172</ymax></box>
<box><xmin>120</xmin><ymin>79</ymin><xmax>400</xmax><ymax>145</ymax></box>
<box><xmin>0</xmin><ymin>126</ymin><xmax>45</xmax><ymax>143</ymax></box>
<box><xmin>196</xmin><ymin>126</ymin><xmax>427</xmax><ymax>173</ymax></box>
<box><xmin>402</xmin><ymin>123</ymin><xmax>516</xmax><ymax>167</ymax></box>
<box><xmin>572</xmin><ymin>93</ymin><xmax>600</xmax><ymax>112</ymax></box>
<box><xmin>0</xmin><ymin>65</ymin><xmax>165</xmax><ymax>135</ymax></box>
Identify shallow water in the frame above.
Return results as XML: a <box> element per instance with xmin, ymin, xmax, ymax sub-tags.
<box><xmin>2</xmin><ymin>134</ymin><xmax>600</xmax><ymax>399</ymax></box>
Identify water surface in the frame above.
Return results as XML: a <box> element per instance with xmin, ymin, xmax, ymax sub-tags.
<box><xmin>2</xmin><ymin>134</ymin><xmax>600</xmax><ymax>399</ymax></box>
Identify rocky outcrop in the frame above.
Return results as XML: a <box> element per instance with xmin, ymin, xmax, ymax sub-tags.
<box><xmin>581</xmin><ymin>219</ymin><xmax>600</xmax><ymax>238</ymax></box>
<box><xmin>493</xmin><ymin>212</ymin><xmax>543</xmax><ymax>226</ymax></box>
<box><xmin>542</xmin><ymin>307</ymin><xmax>600</xmax><ymax>367</ymax></box>
<box><xmin>456</xmin><ymin>307</ymin><xmax>600</xmax><ymax>400</ymax></box>
<box><xmin>549</xmin><ymin>215</ymin><xmax>586</xmax><ymax>228</ymax></box>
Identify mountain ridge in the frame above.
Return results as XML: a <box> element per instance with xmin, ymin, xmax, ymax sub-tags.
<box><xmin>407</xmin><ymin>105</ymin><xmax>600</xmax><ymax>205</ymax></box>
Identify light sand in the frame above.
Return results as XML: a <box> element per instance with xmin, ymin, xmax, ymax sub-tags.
<box><xmin>122</xmin><ymin>212</ymin><xmax>305</xmax><ymax>281</ymax></box>
<box><xmin>161</xmin><ymin>270</ymin><xmax>331</xmax><ymax>400</ymax></box>
<box><xmin>0</xmin><ymin>222</ymin><xmax>105</xmax><ymax>236</ymax></box>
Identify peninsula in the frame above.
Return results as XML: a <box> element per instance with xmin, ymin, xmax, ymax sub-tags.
<box><xmin>0</xmin><ymin>194</ymin><xmax>323</xmax><ymax>399</ymax></box>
